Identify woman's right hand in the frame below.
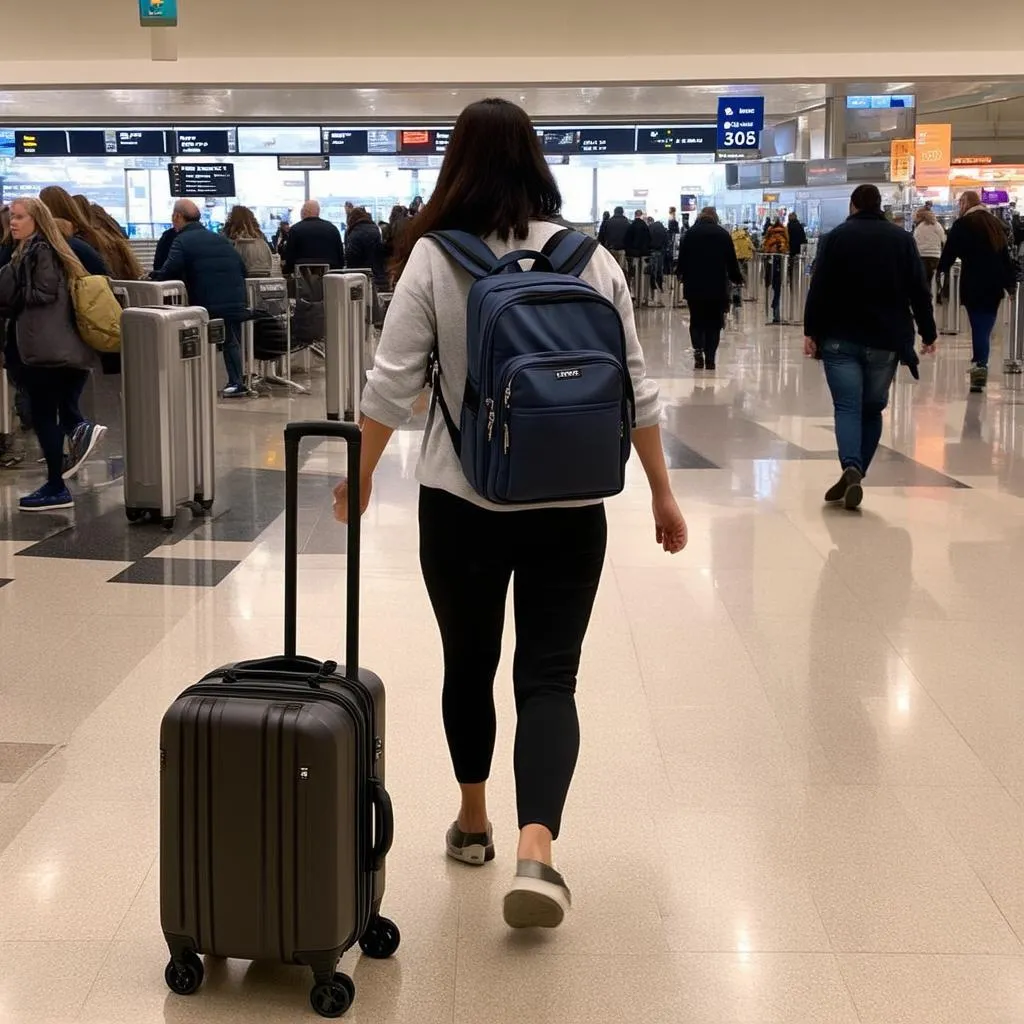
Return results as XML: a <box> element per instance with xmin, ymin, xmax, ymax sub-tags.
<box><xmin>653</xmin><ymin>489</ymin><xmax>688</xmax><ymax>554</ymax></box>
<box><xmin>333</xmin><ymin>475</ymin><xmax>373</xmax><ymax>523</ymax></box>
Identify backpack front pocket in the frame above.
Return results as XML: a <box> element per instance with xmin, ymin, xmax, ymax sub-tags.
<box><xmin>489</xmin><ymin>353</ymin><xmax>629</xmax><ymax>502</ymax></box>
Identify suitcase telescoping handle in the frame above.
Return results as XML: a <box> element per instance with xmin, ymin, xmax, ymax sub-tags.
<box><xmin>283</xmin><ymin>421</ymin><xmax>361</xmax><ymax>673</ymax></box>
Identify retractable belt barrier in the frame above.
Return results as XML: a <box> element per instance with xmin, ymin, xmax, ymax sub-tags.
<box><xmin>763</xmin><ymin>254</ymin><xmax>789</xmax><ymax>323</ymax></box>
<box><xmin>789</xmin><ymin>254</ymin><xmax>810</xmax><ymax>325</ymax></box>
<box><xmin>940</xmin><ymin>263</ymin><xmax>961</xmax><ymax>336</ymax></box>
<box><xmin>1005</xmin><ymin>281</ymin><xmax>1024</xmax><ymax>374</ymax></box>
<box><xmin>324</xmin><ymin>273</ymin><xmax>370</xmax><ymax>422</ymax></box>
<box><xmin>120</xmin><ymin>306</ymin><xmax>221</xmax><ymax>529</ymax></box>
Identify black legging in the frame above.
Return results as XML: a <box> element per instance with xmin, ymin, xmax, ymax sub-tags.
<box><xmin>688</xmin><ymin>299</ymin><xmax>725</xmax><ymax>365</ymax></box>
<box><xmin>4</xmin><ymin>337</ymin><xmax>87</xmax><ymax>487</ymax></box>
<box><xmin>418</xmin><ymin>485</ymin><xmax>607</xmax><ymax>839</ymax></box>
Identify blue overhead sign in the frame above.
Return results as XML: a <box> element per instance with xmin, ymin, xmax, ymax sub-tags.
<box><xmin>846</xmin><ymin>94</ymin><xmax>915</xmax><ymax>109</ymax></box>
<box><xmin>717</xmin><ymin>96</ymin><xmax>765</xmax><ymax>151</ymax></box>
<box><xmin>139</xmin><ymin>0</ymin><xmax>177</xmax><ymax>26</ymax></box>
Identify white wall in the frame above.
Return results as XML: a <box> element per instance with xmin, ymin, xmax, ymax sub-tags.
<box><xmin>3</xmin><ymin>0</ymin><xmax>1023</xmax><ymax>86</ymax></box>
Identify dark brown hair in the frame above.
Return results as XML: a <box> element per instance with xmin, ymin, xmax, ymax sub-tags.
<box><xmin>90</xmin><ymin>202</ymin><xmax>144</xmax><ymax>280</ymax></box>
<box><xmin>39</xmin><ymin>185</ymin><xmax>102</xmax><ymax>251</ymax></box>
<box><xmin>393</xmin><ymin>98</ymin><xmax>561</xmax><ymax>275</ymax></box>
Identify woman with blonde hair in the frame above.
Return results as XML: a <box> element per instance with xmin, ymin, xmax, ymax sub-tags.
<box><xmin>0</xmin><ymin>197</ymin><xmax>107</xmax><ymax>510</ymax></box>
<box><xmin>90</xmin><ymin>203</ymin><xmax>144</xmax><ymax>280</ymax></box>
<box><xmin>224</xmin><ymin>204</ymin><xmax>272</xmax><ymax>277</ymax></box>
<box><xmin>912</xmin><ymin>206</ymin><xmax>946</xmax><ymax>294</ymax></box>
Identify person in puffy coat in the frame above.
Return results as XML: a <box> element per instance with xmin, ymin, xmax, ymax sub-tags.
<box><xmin>912</xmin><ymin>207</ymin><xmax>946</xmax><ymax>294</ymax></box>
<box><xmin>344</xmin><ymin>207</ymin><xmax>389</xmax><ymax>290</ymax></box>
<box><xmin>154</xmin><ymin>199</ymin><xmax>249</xmax><ymax>397</ymax></box>
<box><xmin>0</xmin><ymin>197</ymin><xmax>107</xmax><ymax>511</ymax></box>
<box><xmin>761</xmin><ymin>217</ymin><xmax>790</xmax><ymax>322</ymax></box>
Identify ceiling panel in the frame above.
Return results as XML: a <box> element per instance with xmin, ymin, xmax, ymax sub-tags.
<box><xmin>0</xmin><ymin>81</ymin><xmax>1022</xmax><ymax>123</ymax></box>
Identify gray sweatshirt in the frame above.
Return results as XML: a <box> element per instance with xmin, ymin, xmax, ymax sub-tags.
<box><xmin>361</xmin><ymin>220</ymin><xmax>661</xmax><ymax>511</ymax></box>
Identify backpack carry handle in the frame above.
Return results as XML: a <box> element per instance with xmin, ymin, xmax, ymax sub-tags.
<box><xmin>284</xmin><ymin>421</ymin><xmax>361</xmax><ymax>675</ymax></box>
<box><xmin>492</xmin><ymin>250</ymin><xmax>556</xmax><ymax>274</ymax></box>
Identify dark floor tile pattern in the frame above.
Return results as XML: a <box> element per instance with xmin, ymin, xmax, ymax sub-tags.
<box><xmin>0</xmin><ymin>742</ymin><xmax>57</xmax><ymax>784</ymax></box>
<box><xmin>108</xmin><ymin>558</ymin><xmax>241</xmax><ymax>587</ymax></box>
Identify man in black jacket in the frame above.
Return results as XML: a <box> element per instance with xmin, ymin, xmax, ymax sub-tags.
<box><xmin>676</xmin><ymin>207</ymin><xmax>744</xmax><ymax>371</ymax></box>
<box><xmin>154</xmin><ymin>199</ymin><xmax>250</xmax><ymax>397</ymax></box>
<box><xmin>602</xmin><ymin>206</ymin><xmax>630</xmax><ymax>269</ymax></box>
<box><xmin>280</xmin><ymin>200</ymin><xmax>345</xmax><ymax>274</ymax></box>
<box><xmin>804</xmin><ymin>184</ymin><xmax>937</xmax><ymax>509</ymax></box>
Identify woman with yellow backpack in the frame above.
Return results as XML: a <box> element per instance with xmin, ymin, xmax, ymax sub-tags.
<box><xmin>0</xmin><ymin>197</ymin><xmax>113</xmax><ymax>511</ymax></box>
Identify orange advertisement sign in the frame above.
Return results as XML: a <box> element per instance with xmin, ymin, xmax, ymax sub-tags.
<box><xmin>890</xmin><ymin>138</ymin><xmax>915</xmax><ymax>183</ymax></box>
<box><xmin>915</xmin><ymin>124</ymin><xmax>952</xmax><ymax>186</ymax></box>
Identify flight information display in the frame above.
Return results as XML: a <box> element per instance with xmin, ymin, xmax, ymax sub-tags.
<box><xmin>538</xmin><ymin>129</ymin><xmax>581</xmax><ymax>154</ymax></box>
<box><xmin>578</xmin><ymin>128</ymin><xmax>636</xmax><ymax>154</ymax></box>
<box><xmin>398</xmin><ymin>129</ymin><xmax>451</xmax><ymax>155</ymax></box>
<box><xmin>236</xmin><ymin>126</ymin><xmax>320</xmax><ymax>155</ymax></box>
<box><xmin>168</xmin><ymin>163</ymin><xmax>236</xmax><ymax>197</ymax></box>
<box><xmin>112</xmin><ymin>130</ymin><xmax>169</xmax><ymax>156</ymax></box>
<box><xmin>175</xmin><ymin>129</ymin><xmax>237</xmax><ymax>155</ymax></box>
<box><xmin>16</xmin><ymin>130</ymin><xmax>70</xmax><ymax>156</ymax></box>
<box><xmin>367</xmin><ymin>129</ymin><xmax>398</xmax><ymax>155</ymax></box>
<box><xmin>321</xmin><ymin>129</ymin><xmax>370</xmax><ymax>155</ymax></box>
<box><xmin>635</xmin><ymin>126</ymin><xmax>717</xmax><ymax>153</ymax></box>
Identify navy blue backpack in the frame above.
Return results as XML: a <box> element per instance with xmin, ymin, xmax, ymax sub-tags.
<box><xmin>427</xmin><ymin>228</ymin><xmax>635</xmax><ymax>504</ymax></box>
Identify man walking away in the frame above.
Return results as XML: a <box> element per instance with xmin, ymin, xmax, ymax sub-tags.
<box><xmin>647</xmin><ymin>217</ymin><xmax>669</xmax><ymax>305</ymax></box>
<box><xmin>153</xmin><ymin>200</ymin><xmax>250</xmax><ymax>397</ymax></box>
<box><xmin>677</xmin><ymin>207</ymin><xmax>744</xmax><ymax>371</ymax></box>
<box><xmin>280</xmin><ymin>199</ymin><xmax>345</xmax><ymax>274</ymax></box>
<box><xmin>603</xmin><ymin>206</ymin><xmax>630</xmax><ymax>269</ymax></box>
<box><xmin>624</xmin><ymin>211</ymin><xmax>652</xmax><ymax>301</ymax></box>
<box><xmin>804</xmin><ymin>185</ymin><xmax>937</xmax><ymax>510</ymax></box>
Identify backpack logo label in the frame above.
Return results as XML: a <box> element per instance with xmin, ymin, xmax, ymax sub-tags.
<box><xmin>555</xmin><ymin>368</ymin><xmax>582</xmax><ymax>379</ymax></box>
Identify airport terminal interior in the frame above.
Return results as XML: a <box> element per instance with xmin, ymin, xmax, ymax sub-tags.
<box><xmin>4</xmin><ymin>10</ymin><xmax>1024</xmax><ymax>1019</ymax></box>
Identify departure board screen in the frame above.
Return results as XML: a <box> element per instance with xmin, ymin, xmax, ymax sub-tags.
<box><xmin>175</xmin><ymin>129</ymin><xmax>237</xmax><ymax>155</ymax></box>
<box><xmin>169</xmin><ymin>163</ymin><xmax>236</xmax><ymax>197</ymax></box>
<box><xmin>17</xmin><ymin>130</ymin><xmax>69</xmax><ymax>156</ymax></box>
<box><xmin>367</xmin><ymin>130</ymin><xmax>398</xmax><ymax>155</ymax></box>
<box><xmin>635</xmin><ymin>126</ymin><xmax>717</xmax><ymax>153</ymax></box>
<box><xmin>578</xmin><ymin>128</ymin><xmax>636</xmax><ymax>154</ymax></box>
<box><xmin>0</xmin><ymin>129</ymin><xmax>14</xmax><ymax>158</ymax></box>
<box><xmin>113</xmin><ymin>130</ymin><xmax>169</xmax><ymax>156</ymax></box>
<box><xmin>321</xmin><ymin>129</ymin><xmax>370</xmax><ymax>155</ymax></box>
<box><xmin>538</xmin><ymin>129</ymin><xmax>581</xmax><ymax>154</ymax></box>
<box><xmin>67</xmin><ymin>130</ymin><xmax>110</xmax><ymax>156</ymax></box>
<box><xmin>398</xmin><ymin>129</ymin><xmax>452</xmax><ymax>155</ymax></box>
<box><xmin>236</xmin><ymin>126</ymin><xmax>320</xmax><ymax>155</ymax></box>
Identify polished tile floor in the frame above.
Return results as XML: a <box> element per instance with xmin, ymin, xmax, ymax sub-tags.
<box><xmin>1</xmin><ymin>306</ymin><xmax>1024</xmax><ymax>1023</ymax></box>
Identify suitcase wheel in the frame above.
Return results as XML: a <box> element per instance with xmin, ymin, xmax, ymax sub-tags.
<box><xmin>358</xmin><ymin>915</ymin><xmax>401</xmax><ymax>960</ymax></box>
<box><xmin>124</xmin><ymin>507</ymin><xmax>145</xmax><ymax>524</ymax></box>
<box><xmin>164</xmin><ymin>951</ymin><xmax>204</xmax><ymax>996</ymax></box>
<box><xmin>310</xmin><ymin>972</ymin><xmax>355</xmax><ymax>1018</ymax></box>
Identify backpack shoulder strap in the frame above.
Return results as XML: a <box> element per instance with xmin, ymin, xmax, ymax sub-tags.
<box><xmin>541</xmin><ymin>228</ymin><xmax>599</xmax><ymax>278</ymax></box>
<box><xmin>425</xmin><ymin>230</ymin><xmax>497</xmax><ymax>280</ymax></box>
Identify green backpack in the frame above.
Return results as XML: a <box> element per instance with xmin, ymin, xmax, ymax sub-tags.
<box><xmin>72</xmin><ymin>274</ymin><xmax>122</xmax><ymax>353</ymax></box>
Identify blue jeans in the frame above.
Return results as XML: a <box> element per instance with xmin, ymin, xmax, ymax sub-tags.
<box><xmin>821</xmin><ymin>339</ymin><xmax>898</xmax><ymax>475</ymax></box>
<box><xmin>966</xmin><ymin>307</ymin><xmax>997</xmax><ymax>367</ymax></box>
<box><xmin>222</xmin><ymin>319</ymin><xmax>244</xmax><ymax>388</ymax></box>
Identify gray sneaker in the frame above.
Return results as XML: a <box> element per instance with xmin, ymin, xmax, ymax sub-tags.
<box><xmin>445</xmin><ymin>821</ymin><xmax>495</xmax><ymax>865</ymax></box>
<box><xmin>503</xmin><ymin>860</ymin><xmax>572</xmax><ymax>929</ymax></box>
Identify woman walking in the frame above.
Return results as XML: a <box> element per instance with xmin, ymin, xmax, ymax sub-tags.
<box><xmin>912</xmin><ymin>207</ymin><xmax>946</xmax><ymax>296</ymax></box>
<box><xmin>0</xmin><ymin>198</ymin><xmax>106</xmax><ymax>510</ymax></box>
<box><xmin>333</xmin><ymin>99</ymin><xmax>687</xmax><ymax>930</ymax></box>
<box><xmin>938</xmin><ymin>190</ymin><xmax>1018</xmax><ymax>391</ymax></box>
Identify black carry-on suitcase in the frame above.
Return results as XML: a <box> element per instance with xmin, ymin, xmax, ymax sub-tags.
<box><xmin>160</xmin><ymin>420</ymin><xmax>399</xmax><ymax>1018</ymax></box>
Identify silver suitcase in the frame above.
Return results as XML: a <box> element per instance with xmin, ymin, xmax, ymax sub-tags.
<box><xmin>121</xmin><ymin>306</ymin><xmax>217</xmax><ymax>529</ymax></box>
